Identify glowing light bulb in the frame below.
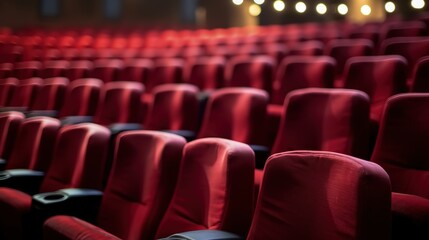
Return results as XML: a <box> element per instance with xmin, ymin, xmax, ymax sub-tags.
<box><xmin>316</xmin><ymin>3</ymin><xmax>327</xmax><ymax>15</ymax></box>
<box><xmin>337</xmin><ymin>4</ymin><xmax>348</xmax><ymax>15</ymax></box>
<box><xmin>295</xmin><ymin>2</ymin><xmax>307</xmax><ymax>13</ymax></box>
<box><xmin>385</xmin><ymin>2</ymin><xmax>396</xmax><ymax>13</ymax></box>
<box><xmin>232</xmin><ymin>0</ymin><xmax>243</xmax><ymax>6</ymax></box>
<box><xmin>411</xmin><ymin>0</ymin><xmax>425</xmax><ymax>9</ymax></box>
<box><xmin>273</xmin><ymin>0</ymin><xmax>286</xmax><ymax>12</ymax></box>
<box><xmin>254</xmin><ymin>0</ymin><xmax>265</xmax><ymax>5</ymax></box>
<box><xmin>361</xmin><ymin>4</ymin><xmax>371</xmax><ymax>16</ymax></box>
<box><xmin>249</xmin><ymin>4</ymin><xmax>262</xmax><ymax>16</ymax></box>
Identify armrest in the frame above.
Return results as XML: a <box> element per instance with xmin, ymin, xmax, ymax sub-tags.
<box><xmin>0</xmin><ymin>107</ymin><xmax>28</xmax><ymax>113</ymax></box>
<box><xmin>249</xmin><ymin>144</ymin><xmax>270</xmax><ymax>169</ymax></box>
<box><xmin>0</xmin><ymin>158</ymin><xmax>6</xmax><ymax>170</ymax></box>
<box><xmin>32</xmin><ymin>188</ymin><xmax>103</xmax><ymax>224</ymax></box>
<box><xmin>161</xmin><ymin>130</ymin><xmax>196</xmax><ymax>142</ymax></box>
<box><xmin>108</xmin><ymin>123</ymin><xmax>143</xmax><ymax>136</ymax></box>
<box><xmin>60</xmin><ymin>116</ymin><xmax>94</xmax><ymax>126</ymax></box>
<box><xmin>0</xmin><ymin>169</ymin><xmax>44</xmax><ymax>195</ymax></box>
<box><xmin>25</xmin><ymin>110</ymin><xmax>58</xmax><ymax>118</ymax></box>
<box><xmin>159</xmin><ymin>230</ymin><xmax>243</xmax><ymax>240</ymax></box>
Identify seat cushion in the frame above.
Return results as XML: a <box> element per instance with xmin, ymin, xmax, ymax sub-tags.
<box><xmin>0</xmin><ymin>187</ymin><xmax>32</xmax><ymax>239</ymax></box>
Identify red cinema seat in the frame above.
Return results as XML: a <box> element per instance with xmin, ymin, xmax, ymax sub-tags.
<box><xmin>2</xmin><ymin>77</ymin><xmax>43</xmax><ymax>112</ymax></box>
<box><xmin>41</xmin><ymin>60</ymin><xmax>70</xmax><ymax>79</ymax></box>
<box><xmin>0</xmin><ymin>63</ymin><xmax>13</xmax><ymax>79</ymax></box>
<box><xmin>288</xmin><ymin>40</ymin><xmax>324</xmax><ymax>56</ymax></box>
<box><xmin>184</xmin><ymin>56</ymin><xmax>225</xmax><ymax>90</ymax></box>
<box><xmin>119</xmin><ymin>58</ymin><xmax>153</xmax><ymax>84</ymax></box>
<box><xmin>0</xmin><ymin>78</ymin><xmax>18</xmax><ymax>107</ymax></box>
<box><xmin>0</xmin><ymin>123</ymin><xmax>110</xmax><ymax>239</ymax></box>
<box><xmin>91</xmin><ymin>59</ymin><xmax>124</xmax><ymax>83</ymax></box>
<box><xmin>28</xmin><ymin>77</ymin><xmax>69</xmax><ymax>112</ymax></box>
<box><xmin>145</xmin><ymin>58</ymin><xmax>184</xmax><ymax>92</ymax></box>
<box><xmin>44</xmin><ymin>131</ymin><xmax>186</xmax><ymax>240</ymax></box>
<box><xmin>64</xmin><ymin>60</ymin><xmax>94</xmax><ymax>81</ymax></box>
<box><xmin>13</xmin><ymin>61</ymin><xmax>42</xmax><ymax>80</ymax></box>
<box><xmin>0</xmin><ymin>112</ymin><xmax>24</xmax><ymax>162</ymax></box>
<box><xmin>410</xmin><ymin>56</ymin><xmax>429</xmax><ymax>92</ymax></box>
<box><xmin>371</xmin><ymin>93</ymin><xmax>429</xmax><ymax>239</ymax></box>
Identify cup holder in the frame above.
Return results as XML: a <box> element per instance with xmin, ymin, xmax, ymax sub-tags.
<box><xmin>0</xmin><ymin>173</ymin><xmax>10</xmax><ymax>180</ymax></box>
<box><xmin>40</xmin><ymin>193</ymin><xmax>67</xmax><ymax>202</ymax></box>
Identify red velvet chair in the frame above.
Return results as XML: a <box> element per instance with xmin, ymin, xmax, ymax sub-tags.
<box><xmin>161</xmin><ymin>151</ymin><xmax>391</xmax><ymax>240</ymax></box>
<box><xmin>0</xmin><ymin>123</ymin><xmax>110</xmax><ymax>240</ymax></box>
<box><xmin>1</xmin><ymin>77</ymin><xmax>43</xmax><ymax>112</ymax></box>
<box><xmin>410</xmin><ymin>56</ymin><xmax>429</xmax><ymax>92</ymax></box>
<box><xmin>0</xmin><ymin>111</ymin><xmax>24</xmax><ymax>162</ymax></box>
<box><xmin>184</xmin><ymin>56</ymin><xmax>225</xmax><ymax>90</ymax></box>
<box><xmin>343</xmin><ymin>55</ymin><xmax>408</xmax><ymax>123</ymax></box>
<box><xmin>288</xmin><ymin>40</ymin><xmax>324</xmax><ymax>56</ymax></box>
<box><xmin>197</xmin><ymin>88</ymin><xmax>268</xmax><ymax>146</ymax></box>
<box><xmin>371</xmin><ymin>93</ymin><xmax>429</xmax><ymax>239</ymax></box>
<box><xmin>224</xmin><ymin>55</ymin><xmax>275</xmax><ymax>95</ymax></box>
<box><xmin>28</xmin><ymin>77</ymin><xmax>69</xmax><ymax>112</ymax></box>
<box><xmin>145</xmin><ymin>58</ymin><xmax>184</xmax><ymax>92</ymax></box>
<box><xmin>13</xmin><ymin>61</ymin><xmax>42</xmax><ymax>80</ymax></box>
<box><xmin>91</xmin><ymin>59</ymin><xmax>124</xmax><ymax>83</ymax></box>
<box><xmin>64</xmin><ymin>60</ymin><xmax>94</xmax><ymax>81</ymax></box>
<box><xmin>119</xmin><ymin>58</ymin><xmax>153</xmax><ymax>84</ymax></box>
<box><xmin>44</xmin><ymin>137</ymin><xmax>254</xmax><ymax>240</ymax></box>
<box><xmin>0</xmin><ymin>78</ymin><xmax>18</xmax><ymax>107</ymax></box>
<box><xmin>41</xmin><ymin>60</ymin><xmax>70</xmax><ymax>79</ymax></box>
<box><xmin>0</xmin><ymin>63</ymin><xmax>13</xmax><ymax>79</ymax></box>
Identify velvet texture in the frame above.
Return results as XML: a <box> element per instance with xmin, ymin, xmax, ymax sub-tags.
<box><xmin>249</xmin><ymin>151</ymin><xmax>391</xmax><ymax>240</ymax></box>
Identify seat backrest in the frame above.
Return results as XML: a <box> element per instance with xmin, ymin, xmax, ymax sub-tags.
<box><xmin>13</xmin><ymin>61</ymin><xmax>42</xmax><ymax>79</ymax></box>
<box><xmin>39</xmin><ymin>123</ymin><xmax>110</xmax><ymax>192</ymax></box>
<box><xmin>271</xmin><ymin>56</ymin><xmax>336</xmax><ymax>105</ymax></box>
<box><xmin>6</xmin><ymin>116</ymin><xmax>60</xmax><ymax>171</ymax></box>
<box><xmin>225</xmin><ymin>55</ymin><xmax>275</xmax><ymax>95</ymax></box>
<box><xmin>380</xmin><ymin>37</ymin><xmax>429</xmax><ymax>77</ymax></box>
<box><xmin>371</xmin><ymin>93</ymin><xmax>429</xmax><ymax>198</ymax></box>
<box><xmin>0</xmin><ymin>111</ymin><xmax>24</xmax><ymax>159</ymax></box>
<box><xmin>155</xmin><ymin>138</ymin><xmax>255</xmax><ymax>238</ymax></box>
<box><xmin>93</xmin><ymin>81</ymin><xmax>144</xmax><ymax>126</ymax></box>
<box><xmin>410</xmin><ymin>56</ymin><xmax>429</xmax><ymax>92</ymax></box>
<box><xmin>91</xmin><ymin>59</ymin><xmax>124</xmax><ymax>83</ymax></box>
<box><xmin>41</xmin><ymin>60</ymin><xmax>70</xmax><ymax>79</ymax></box>
<box><xmin>380</xmin><ymin>21</ymin><xmax>426</xmax><ymax>42</ymax></box>
<box><xmin>325</xmin><ymin>38</ymin><xmax>374</xmax><ymax>76</ymax></box>
<box><xmin>184</xmin><ymin>56</ymin><xmax>225</xmax><ymax>90</ymax></box>
<box><xmin>343</xmin><ymin>55</ymin><xmax>408</xmax><ymax>122</ymax></box>
<box><xmin>29</xmin><ymin>77</ymin><xmax>69</xmax><ymax>111</ymax></box>
<box><xmin>146</xmin><ymin>58</ymin><xmax>184</xmax><ymax>92</ymax></box>
<box><xmin>272</xmin><ymin>88</ymin><xmax>370</xmax><ymax>159</ymax></box>
<box><xmin>97</xmin><ymin>131</ymin><xmax>186</xmax><ymax>240</ymax></box>
<box><xmin>8</xmin><ymin>77</ymin><xmax>43</xmax><ymax>107</ymax></box>
<box><xmin>145</xmin><ymin>84</ymin><xmax>199</xmax><ymax>132</ymax></box>
<box><xmin>64</xmin><ymin>60</ymin><xmax>94</xmax><ymax>81</ymax></box>
<box><xmin>248</xmin><ymin>150</ymin><xmax>391</xmax><ymax>240</ymax></box>
<box><xmin>58</xmin><ymin>78</ymin><xmax>102</xmax><ymax>118</ymax></box>
<box><xmin>288</xmin><ymin>40</ymin><xmax>324</xmax><ymax>56</ymax></box>
<box><xmin>0</xmin><ymin>78</ymin><xmax>18</xmax><ymax>107</ymax></box>
<box><xmin>119</xmin><ymin>58</ymin><xmax>153</xmax><ymax>84</ymax></box>
<box><xmin>197</xmin><ymin>87</ymin><xmax>268</xmax><ymax>145</ymax></box>
<box><xmin>0</xmin><ymin>63</ymin><xmax>13</xmax><ymax>79</ymax></box>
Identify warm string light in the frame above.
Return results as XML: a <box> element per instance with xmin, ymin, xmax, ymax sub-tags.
<box><xmin>230</xmin><ymin>0</ymin><xmax>424</xmax><ymax>16</ymax></box>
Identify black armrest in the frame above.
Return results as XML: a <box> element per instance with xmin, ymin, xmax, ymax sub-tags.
<box><xmin>25</xmin><ymin>110</ymin><xmax>58</xmax><ymax>118</ymax></box>
<box><xmin>249</xmin><ymin>145</ymin><xmax>271</xmax><ymax>170</ymax></box>
<box><xmin>60</xmin><ymin>116</ymin><xmax>94</xmax><ymax>126</ymax></box>
<box><xmin>159</xmin><ymin>230</ymin><xmax>243</xmax><ymax>240</ymax></box>
<box><xmin>32</xmin><ymin>188</ymin><xmax>103</xmax><ymax>224</ymax></box>
<box><xmin>108</xmin><ymin>123</ymin><xmax>143</xmax><ymax>136</ymax></box>
<box><xmin>0</xmin><ymin>158</ymin><xmax>6</xmax><ymax>171</ymax></box>
<box><xmin>0</xmin><ymin>169</ymin><xmax>44</xmax><ymax>195</ymax></box>
<box><xmin>161</xmin><ymin>130</ymin><xmax>196</xmax><ymax>142</ymax></box>
<box><xmin>0</xmin><ymin>107</ymin><xmax>28</xmax><ymax>113</ymax></box>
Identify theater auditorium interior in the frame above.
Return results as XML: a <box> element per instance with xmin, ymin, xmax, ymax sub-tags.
<box><xmin>0</xmin><ymin>0</ymin><xmax>429</xmax><ymax>239</ymax></box>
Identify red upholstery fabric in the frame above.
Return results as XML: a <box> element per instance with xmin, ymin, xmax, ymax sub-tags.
<box><xmin>0</xmin><ymin>63</ymin><xmax>13</xmax><ymax>79</ymax></box>
<box><xmin>0</xmin><ymin>111</ymin><xmax>24</xmax><ymax>160</ymax></box>
<box><xmin>343</xmin><ymin>55</ymin><xmax>408</xmax><ymax>123</ymax></box>
<box><xmin>5</xmin><ymin>117</ymin><xmax>60</xmax><ymax>171</ymax></box>
<box><xmin>29</xmin><ymin>77</ymin><xmax>68</xmax><ymax>111</ymax></box>
<box><xmin>40</xmin><ymin>123</ymin><xmax>110</xmax><ymax>192</ymax></box>
<box><xmin>197</xmin><ymin>87</ymin><xmax>268</xmax><ymax>145</ymax></box>
<box><xmin>44</xmin><ymin>216</ymin><xmax>120</xmax><ymax>240</ymax></box>
<box><xmin>224</xmin><ymin>55</ymin><xmax>275</xmax><ymax>95</ymax></box>
<box><xmin>0</xmin><ymin>123</ymin><xmax>110</xmax><ymax>239</ymax></box>
<box><xmin>184</xmin><ymin>56</ymin><xmax>225</xmax><ymax>90</ymax></box>
<box><xmin>97</xmin><ymin>131</ymin><xmax>186</xmax><ymax>239</ymax></box>
<box><xmin>8</xmin><ymin>77</ymin><xmax>43</xmax><ymax>108</ymax></box>
<box><xmin>43</xmin><ymin>131</ymin><xmax>186</xmax><ymax>240</ymax></box>
<box><xmin>371</xmin><ymin>93</ymin><xmax>429</xmax><ymax>198</ymax></box>
<box><xmin>41</xmin><ymin>60</ymin><xmax>70</xmax><ymax>79</ymax></box>
<box><xmin>146</xmin><ymin>58</ymin><xmax>184</xmax><ymax>92</ymax></box>
<box><xmin>58</xmin><ymin>78</ymin><xmax>102</xmax><ymax>118</ymax></box>
<box><xmin>13</xmin><ymin>61</ymin><xmax>42</xmax><ymax>79</ymax></box>
<box><xmin>119</xmin><ymin>58</ymin><xmax>153</xmax><ymax>84</ymax></box>
<box><xmin>145</xmin><ymin>84</ymin><xmax>199</xmax><ymax>132</ymax></box>
<box><xmin>155</xmin><ymin>138</ymin><xmax>255</xmax><ymax>238</ymax></box>
<box><xmin>65</xmin><ymin>60</ymin><xmax>93</xmax><ymax>81</ymax></box>
<box><xmin>410</xmin><ymin>56</ymin><xmax>429</xmax><ymax>92</ymax></box>
<box><xmin>248</xmin><ymin>151</ymin><xmax>391</xmax><ymax>240</ymax></box>
<box><xmin>93</xmin><ymin>81</ymin><xmax>144</xmax><ymax>126</ymax></box>
<box><xmin>271</xmin><ymin>56</ymin><xmax>336</xmax><ymax>105</ymax></box>
<box><xmin>380</xmin><ymin>22</ymin><xmax>427</xmax><ymax>43</ymax></box>
<box><xmin>288</xmin><ymin>40</ymin><xmax>324</xmax><ymax>56</ymax></box>
<box><xmin>0</xmin><ymin>78</ymin><xmax>18</xmax><ymax>107</ymax></box>
<box><xmin>91</xmin><ymin>59</ymin><xmax>124</xmax><ymax>83</ymax></box>
<box><xmin>272</xmin><ymin>88</ymin><xmax>370</xmax><ymax>159</ymax></box>
<box><xmin>371</xmin><ymin>93</ymin><xmax>429</xmax><ymax>239</ymax></box>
